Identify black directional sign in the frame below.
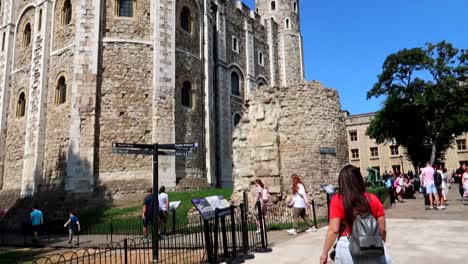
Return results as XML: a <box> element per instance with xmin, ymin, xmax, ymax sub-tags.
<box><xmin>111</xmin><ymin>141</ymin><xmax>199</xmax><ymax>261</ymax></box>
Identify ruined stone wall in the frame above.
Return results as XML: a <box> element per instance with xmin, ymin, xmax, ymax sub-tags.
<box><xmin>232</xmin><ymin>82</ymin><xmax>348</xmax><ymax>216</ymax></box>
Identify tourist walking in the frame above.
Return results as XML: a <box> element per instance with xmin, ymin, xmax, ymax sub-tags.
<box><xmin>142</xmin><ymin>188</ymin><xmax>154</xmax><ymax>238</ymax></box>
<box><xmin>434</xmin><ymin>165</ymin><xmax>446</xmax><ymax>209</ymax></box>
<box><xmin>441</xmin><ymin>168</ymin><xmax>449</xmax><ymax>203</ymax></box>
<box><xmin>463</xmin><ymin>166</ymin><xmax>468</xmax><ymax>200</ymax></box>
<box><xmin>287</xmin><ymin>174</ymin><xmax>316</xmax><ymax>235</ymax></box>
<box><xmin>30</xmin><ymin>205</ymin><xmax>43</xmax><ymax>242</ymax></box>
<box><xmin>385</xmin><ymin>176</ymin><xmax>396</xmax><ymax>208</ymax></box>
<box><xmin>63</xmin><ymin>211</ymin><xmax>81</xmax><ymax>245</ymax></box>
<box><xmin>421</xmin><ymin>162</ymin><xmax>440</xmax><ymax>210</ymax></box>
<box><xmin>455</xmin><ymin>163</ymin><xmax>466</xmax><ymax>199</ymax></box>
<box><xmin>254</xmin><ymin>179</ymin><xmax>269</xmax><ymax>234</ymax></box>
<box><xmin>158</xmin><ymin>186</ymin><xmax>169</xmax><ymax>236</ymax></box>
<box><xmin>320</xmin><ymin>165</ymin><xmax>391</xmax><ymax>264</ymax></box>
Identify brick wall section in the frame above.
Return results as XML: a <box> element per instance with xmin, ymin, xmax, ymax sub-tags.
<box><xmin>232</xmin><ymin>82</ymin><xmax>348</xmax><ymax>217</ymax></box>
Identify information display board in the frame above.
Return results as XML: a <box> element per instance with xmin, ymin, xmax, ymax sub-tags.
<box><xmin>169</xmin><ymin>201</ymin><xmax>181</xmax><ymax>212</ymax></box>
<box><xmin>321</xmin><ymin>183</ymin><xmax>336</xmax><ymax>196</ymax></box>
<box><xmin>192</xmin><ymin>195</ymin><xmax>231</xmax><ymax>220</ymax></box>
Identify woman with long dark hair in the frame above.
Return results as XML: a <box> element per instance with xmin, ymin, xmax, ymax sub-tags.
<box><xmin>287</xmin><ymin>174</ymin><xmax>316</xmax><ymax>235</ymax></box>
<box><xmin>320</xmin><ymin>165</ymin><xmax>391</xmax><ymax>264</ymax></box>
<box><xmin>254</xmin><ymin>179</ymin><xmax>269</xmax><ymax>233</ymax></box>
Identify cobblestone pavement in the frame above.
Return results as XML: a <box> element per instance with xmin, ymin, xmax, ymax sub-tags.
<box><xmin>246</xmin><ymin>190</ymin><xmax>468</xmax><ymax>264</ymax></box>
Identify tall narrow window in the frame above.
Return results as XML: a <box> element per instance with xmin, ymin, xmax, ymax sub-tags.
<box><xmin>2</xmin><ymin>32</ymin><xmax>5</xmax><ymax>51</ymax></box>
<box><xmin>231</xmin><ymin>72</ymin><xmax>240</xmax><ymax>96</ymax></box>
<box><xmin>118</xmin><ymin>0</ymin><xmax>134</xmax><ymax>17</ymax></box>
<box><xmin>55</xmin><ymin>77</ymin><xmax>67</xmax><ymax>105</ymax></box>
<box><xmin>23</xmin><ymin>23</ymin><xmax>31</xmax><ymax>47</ymax></box>
<box><xmin>232</xmin><ymin>36</ymin><xmax>239</xmax><ymax>52</ymax></box>
<box><xmin>63</xmin><ymin>0</ymin><xmax>72</xmax><ymax>25</ymax></box>
<box><xmin>270</xmin><ymin>1</ymin><xmax>276</xmax><ymax>11</ymax></box>
<box><xmin>285</xmin><ymin>18</ymin><xmax>290</xmax><ymax>29</ymax></box>
<box><xmin>181</xmin><ymin>81</ymin><xmax>192</xmax><ymax>108</ymax></box>
<box><xmin>181</xmin><ymin>7</ymin><xmax>191</xmax><ymax>32</ymax></box>
<box><xmin>258</xmin><ymin>52</ymin><xmax>264</xmax><ymax>65</ymax></box>
<box><xmin>16</xmin><ymin>92</ymin><xmax>26</xmax><ymax>118</ymax></box>
<box><xmin>293</xmin><ymin>2</ymin><xmax>297</xmax><ymax>12</ymax></box>
<box><xmin>38</xmin><ymin>9</ymin><xmax>42</xmax><ymax>31</ymax></box>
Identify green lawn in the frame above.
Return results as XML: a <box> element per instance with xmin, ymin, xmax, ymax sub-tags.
<box><xmin>79</xmin><ymin>188</ymin><xmax>233</xmax><ymax>234</ymax></box>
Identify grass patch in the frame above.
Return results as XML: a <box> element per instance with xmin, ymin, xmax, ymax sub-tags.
<box><xmin>0</xmin><ymin>249</ymin><xmax>43</xmax><ymax>264</ymax></box>
<box><xmin>79</xmin><ymin>189</ymin><xmax>233</xmax><ymax>234</ymax></box>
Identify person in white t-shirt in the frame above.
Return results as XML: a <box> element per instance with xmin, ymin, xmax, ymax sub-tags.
<box><xmin>287</xmin><ymin>174</ymin><xmax>317</xmax><ymax>235</ymax></box>
<box><xmin>158</xmin><ymin>186</ymin><xmax>169</xmax><ymax>236</ymax></box>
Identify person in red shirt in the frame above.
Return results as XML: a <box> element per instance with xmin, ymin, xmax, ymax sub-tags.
<box><xmin>320</xmin><ymin>165</ymin><xmax>390</xmax><ymax>264</ymax></box>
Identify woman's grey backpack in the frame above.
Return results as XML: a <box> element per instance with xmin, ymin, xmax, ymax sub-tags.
<box><xmin>348</xmin><ymin>204</ymin><xmax>385</xmax><ymax>257</ymax></box>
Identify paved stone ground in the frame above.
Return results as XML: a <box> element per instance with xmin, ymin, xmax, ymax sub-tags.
<box><xmin>247</xmin><ymin>190</ymin><xmax>468</xmax><ymax>264</ymax></box>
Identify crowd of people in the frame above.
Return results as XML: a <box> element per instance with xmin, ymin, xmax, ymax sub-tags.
<box><xmin>382</xmin><ymin>162</ymin><xmax>468</xmax><ymax>210</ymax></box>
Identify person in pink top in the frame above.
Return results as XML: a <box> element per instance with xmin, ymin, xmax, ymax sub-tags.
<box><xmin>421</xmin><ymin>162</ymin><xmax>440</xmax><ymax>210</ymax></box>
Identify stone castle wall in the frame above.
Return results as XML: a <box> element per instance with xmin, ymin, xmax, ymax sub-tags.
<box><xmin>0</xmin><ymin>0</ymin><xmax>320</xmax><ymax>201</ymax></box>
<box><xmin>232</xmin><ymin>82</ymin><xmax>348</xmax><ymax>216</ymax></box>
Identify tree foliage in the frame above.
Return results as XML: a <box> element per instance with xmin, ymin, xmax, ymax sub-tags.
<box><xmin>367</xmin><ymin>41</ymin><xmax>468</xmax><ymax>167</ymax></box>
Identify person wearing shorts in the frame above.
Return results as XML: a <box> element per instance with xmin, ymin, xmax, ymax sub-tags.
<box><xmin>30</xmin><ymin>205</ymin><xmax>43</xmax><ymax>242</ymax></box>
<box><xmin>142</xmin><ymin>188</ymin><xmax>154</xmax><ymax>238</ymax></box>
<box><xmin>421</xmin><ymin>162</ymin><xmax>440</xmax><ymax>210</ymax></box>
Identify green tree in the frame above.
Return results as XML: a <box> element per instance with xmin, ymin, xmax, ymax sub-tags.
<box><xmin>367</xmin><ymin>41</ymin><xmax>468</xmax><ymax>167</ymax></box>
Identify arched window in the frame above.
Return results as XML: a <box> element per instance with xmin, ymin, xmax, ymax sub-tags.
<box><xmin>16</xmin><ymin>92</ymin><xmax>26</xmax><ymax>118</ymax></box>
<box><xmin>285</xmin><ymin>18</ymin><xmax>290</xmax><ymax>29</ymax></box>
<box><xmin>293</xmin><ymin>2</ymin><xmax>297</xmax><ymax>12</ymax></box>
<box><xmin>62</xmin><ymin>0</ymin><xmax>72</xmax><ymax>25</ymax></box>
<box><xmin>23</xmin><ymin>23</ymin><xmax>31</xmax><ymax>47</ymax></box>
<box><xmin>258</xmin><ymin>82</ymin><xmax>266</xmax><ymax>88</ymax></box>
<box><xmin>233</xmin><ymin>113</ymin><xmax>242</xmax><ymax>127</ymax></box>
<box><xmin>117</xmin><ymin>0</ymin><xmax>134</xmax><ymax>17</ymax></box>
<box><xmin>55</xmin><ymin>76</ymin><xmax>67</xmax><ymax>105</ymax></box>
<box><xmin>181</xmin><ymin>7</ymin><xmax>191</xmax><ymax>32</ymax></box>
<box><xmin>38</xmin><ymin>9</ymin><xmax>42</xmax><ymax>31</ymax></box>
<box><xmin>181</xmin><ymin>81</ymin><xmax>192</xmax><ymax>108</ymax></box>
<box><xmin>270</xmin><ymin>1</ymin><xmax>276</xmax><ymax>11</ymax></box>
<box><xmin>231</xmin><ymin>71</ymin><xmax>240</xmax><ymax>96</ymax></box>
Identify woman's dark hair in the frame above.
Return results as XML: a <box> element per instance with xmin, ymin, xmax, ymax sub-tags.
<box><xmin>338</xmin><ymin>165</ymin><xmax>370</xmax><ymax>226</ymax></box>
<box><xmin>159</xmin><ymin>186</ymin><xmax>166</xmax><ymax>194</ymax></box>
<box><xmin>255</xmin><ymin>179</ymin><xmax>264</xmax><ymax>189</ymax></box>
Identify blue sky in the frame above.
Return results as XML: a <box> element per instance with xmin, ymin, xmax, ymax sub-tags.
<box><xmin>243</xmin><ymin>0</ymin><xmax>468</xmax><ymax>114</ymax></box>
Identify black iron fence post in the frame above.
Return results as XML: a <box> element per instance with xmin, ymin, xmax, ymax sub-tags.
<box><xmin>312</xmin><ymin>200</ymin><xmax>318</xmax><ymax>229</ymax></box>
<box><xmin>110</xmin><ymin>222</ymin><xmax>113</xmax><ymax>244</ymax></box>
<box><xmin>124</xmin><ymin>238</ymin><xmax>128</xmax><ymax>264</ymax></box>
<box><xmin>326</xmin><ymin>194</ymin><xmax>331</xmax><ymax>222</ymax></box>
<box><xmin>214</xmin><ymin>209</ymin><xmax>220</xmax><ymax>264</ymax></box>
<box><xmin>228</xmin><ymin>205</ymin><xmax>244</xmax><ymax>264</ymax></box>
<box><xmin>239</xmin><ymin>203</ymin><xmax>254</xmax><ymax>260</ymax></box>
<box><xmin>221</xmin><ymin>216</ymin><xmax>228</xmax><ymax>260</ymax></box>
<box><xmin>203</xmin><ymin>220</ymin><xmax>214</xmax><ymax>263</ymax></box>
<box><xmin>255</xmin><ymin>201</ymin><xmax>272</xmax><ymax>253</ymax></box>
<box><xmin>172</xmin><ymin>210</ymin><xmax>176</xmax><ymax>234</ymax></box>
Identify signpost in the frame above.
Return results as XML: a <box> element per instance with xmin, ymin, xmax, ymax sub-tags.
<box><xmin>191</xmin><ymin>195</ymin><xmax>231</xmax><ymax>220</ymax></box>
<box><xmin>112</xmin><ymin>142</ymin><xmax>198</xmax><ymax>262</ymax></box>
<box><xmin>320</xmin><ymin>183</ymin><xmax>336</xmax><ymax>222</ymax></box>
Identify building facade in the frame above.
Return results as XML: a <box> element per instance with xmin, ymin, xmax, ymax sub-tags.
<box><xmin>0</xmin><ymin>0</ymin><xmax>306</xmax><ymax>196</ymax></box>
<box><xmin>345</xmin><ymin>112</ymin><xmax>468</xmax><ymax>176</ymax></box>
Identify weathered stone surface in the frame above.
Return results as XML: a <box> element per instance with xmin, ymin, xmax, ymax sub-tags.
<box><xmin>232</xmin><ymin>82</ymin><xmax>348</xmax><ymax>217</ymax></box>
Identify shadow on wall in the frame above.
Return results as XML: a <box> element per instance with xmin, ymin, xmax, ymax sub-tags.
<box><xmin>0</xmin><ymin>148</ymin><xmax>113</xmax><ymax>232</ymax></box>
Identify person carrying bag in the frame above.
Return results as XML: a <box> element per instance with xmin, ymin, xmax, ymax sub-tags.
<box><xmin>320</xmin><ymin>165</ymin><xmax>392</xmax><ymax>264</ymax></box>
